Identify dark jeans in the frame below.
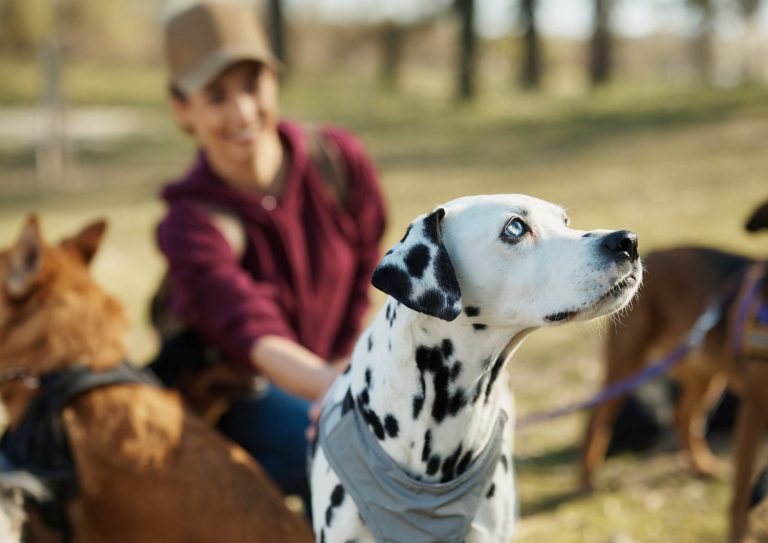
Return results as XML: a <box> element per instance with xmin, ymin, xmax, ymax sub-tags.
<box><xmin>216</xmin><ymin>385</ymin><xmax>312</xmax><ymax>511</ymax></box>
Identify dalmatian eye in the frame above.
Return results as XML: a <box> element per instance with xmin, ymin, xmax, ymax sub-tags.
<box><xmin>503</xmin><ymin>218</ymin><xmax>528</xmax><ymax>239</ymax></box>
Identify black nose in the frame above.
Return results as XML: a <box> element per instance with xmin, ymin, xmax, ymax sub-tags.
<box><xmin>601</xmin><ymin>230</ymin><xmax>638</xmax><ymax>262</ymax></box>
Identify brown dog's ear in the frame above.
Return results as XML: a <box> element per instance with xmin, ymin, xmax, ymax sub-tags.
<box><xmin>746</xmin><ymin>201</ymin><xmax>768</xmax><ymax>233</ymax></box>
<box><xmin>6</xmin><ymin>214</ymin><xmax>45</xmax><ymax>298</ymax></box>
<box><xmin>61</xmin><ymin>219</ymin><xmax>107</xmax><ymax>265</ymax></box>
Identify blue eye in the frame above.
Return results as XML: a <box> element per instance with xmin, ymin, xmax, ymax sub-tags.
<box><xmin>503</xmin><ymin>218</ymin><xmax>528</xmax><ymax>238</ymax></box>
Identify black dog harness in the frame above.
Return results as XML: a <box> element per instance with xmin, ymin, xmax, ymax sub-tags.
<box><xmin>0</xmin><ymin>361</ymin><xmax>158</xmax><ymax>537</ymax></box>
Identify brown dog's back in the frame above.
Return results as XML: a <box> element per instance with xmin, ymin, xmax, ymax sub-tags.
<box><xmin>614</xmin><ymin>247</ymin><xmax>753</xmax><ymax>360</ymax></box>
<box><xmin>582</xmin><ymin>245</ymin><xmax>755</xmax><ymax>491</ymax></box>
<box><xmin>0</xmin><ymin>216</ymin><xmax>312</xmax><ymax>542</ymax></box>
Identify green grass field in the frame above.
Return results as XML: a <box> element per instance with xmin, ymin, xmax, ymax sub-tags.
<box><xmin>1</xmin><ymin>56</ymin><xmax>767</xmax><ymax>541</ymax></box>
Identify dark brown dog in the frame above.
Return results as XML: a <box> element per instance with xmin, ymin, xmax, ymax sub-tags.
<box><xmin>0</xmin><ymin>216</ymin><xmax>313</xmax><ymax>543</ymax></box>
<box><xmin>581</xmin><ymin>201</ymin><xmax>768</xmax><ymax>543</ymax></box>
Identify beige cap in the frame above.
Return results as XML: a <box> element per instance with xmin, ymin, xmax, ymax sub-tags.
<box><xmin>164</xmin><ymin>2</ymin><xmax>279</xmax><ymax>96</ymax></box>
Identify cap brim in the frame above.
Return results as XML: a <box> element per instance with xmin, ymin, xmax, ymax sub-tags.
<box><xmin>175</xmin><ymin>47</ymin><xmax>281</xmax><ymax>96</ymax></box>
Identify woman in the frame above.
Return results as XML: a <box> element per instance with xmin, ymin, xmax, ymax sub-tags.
<box><xmin>154</xmin><ymin>2</ymin><xmax>386</xmax><ymax>508</ymax></box>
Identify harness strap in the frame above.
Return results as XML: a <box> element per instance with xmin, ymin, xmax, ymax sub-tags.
<box><xmin>0</xmin><ymin>361</ymin><xmax>158</xmax><ymax>536</ymax></box>
<box><xmin>732</xmin><ymin>262</ymin><xmax>768</xmax><ymax>360</ymax></box>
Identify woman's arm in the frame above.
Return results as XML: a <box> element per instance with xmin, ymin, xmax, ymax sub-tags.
<box><xmin>251</xmin><ymin>335</ymin><xmax>339</xmax><ymax>400</ymax></box>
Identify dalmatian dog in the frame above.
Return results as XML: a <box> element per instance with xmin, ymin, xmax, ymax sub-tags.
<box><xmin>310</xmin><ymin>194</ymin><xmax>642</xmax><ymax>543</ymax></box>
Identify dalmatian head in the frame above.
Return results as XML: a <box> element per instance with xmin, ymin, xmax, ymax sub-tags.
<box><xmin>372</xmin><ymin>194</ymin><xmax>642</xmax><ymax>328</ymax></box>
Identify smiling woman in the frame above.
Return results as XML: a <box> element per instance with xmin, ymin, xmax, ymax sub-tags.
<box><xmin>148</xmin><ymin>1</ymin><xmax>387</xmax><ymax>516</ymax></box>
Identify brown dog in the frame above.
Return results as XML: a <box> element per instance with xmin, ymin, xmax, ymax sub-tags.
<box><xmin>0</xmin><ymin>216</ymin><xmax>313</xmax><ymax>543</ymax></box>
<box><xmin>581</xmin><ymin>201</ymin><xmax>768</xmax><ymax>543</ymax></box>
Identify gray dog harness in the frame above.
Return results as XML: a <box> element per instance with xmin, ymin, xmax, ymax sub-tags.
<box><xmin>318</xmin><ymin>389</ymin><xmax>507</xmax><ymax>543</ymax></box>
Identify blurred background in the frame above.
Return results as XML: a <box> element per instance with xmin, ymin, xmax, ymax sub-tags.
<box><xmin>0</xmin><ymin>0</ymin><xmax>767</xmax><ymax>541</ymax></box>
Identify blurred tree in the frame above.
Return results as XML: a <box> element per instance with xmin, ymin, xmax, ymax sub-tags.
<box><xmin>379</xmin><ymin>21</ymin><xmax>405</xmax><ymax>89</ymax></box>
<box><xmin>687</xmin><ymin>0</ymin><xmax>715</xmax><ymax>83</ymax></box>
<box><xmin>454</xmin><ymin>0</ymin><xmax>476</xmax><ymax>101</ymax></box>
<box><xmin>0</xmin><ymin>0</ymin><xmax>52</xmax><ymax>53</ymax></box>
<box><xmin>267</xmin><ymin>0</ymin><xmax>288</xmax><ymax>76</ymax></box>
<box><xmin>735</xmin><ymin>0</ymin><xmax>762</xmax><ymax>82</ymax></box>
<box><xmin>518</xmin><ymin>0</ymin><xmax>541</xmax><ymax>90</ymax></box>
<box><xmin>589</xmin><ymin>0</ymin><xmax>613</xmax><ymax>86</ymax></box>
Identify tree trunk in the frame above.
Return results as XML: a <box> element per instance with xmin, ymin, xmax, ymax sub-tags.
<box><xmin>455</xmin><ymin>0</ymin><xmax>476</xmax><ymax>101</ymax></box>
<box><xmin>380</xmin><ymin>21</ymin><xmax>405</xmax><ymax>89</ymax></box>
<box><xmin>737</xmin><ymin>0</ymin><xmax>762</xmax><ymax>83</ymax></box>
<box><xmin>266</xmin><ymin>0</ymin><xmax>288</xmax><ymax>76</ymax></box>
<box><xmin>688</xmin><ymin>0</ymin><xmax>714</xmax><ymax>84</ymax></box>
<box><xmin>518</xmin><ymin>0</ymin><xmax>540</xmax><ymax>90</ymax></box>
<box><xmin>589</xmin><ymin>0</ymin><xmax>612</xmax><ymax>87</ymax></box>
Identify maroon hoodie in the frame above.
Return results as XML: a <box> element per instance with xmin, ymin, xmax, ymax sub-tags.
<box><xmin>157</xmin><ymin>121</ymin><xmax>386</xmax><ymax>370</ymax></box>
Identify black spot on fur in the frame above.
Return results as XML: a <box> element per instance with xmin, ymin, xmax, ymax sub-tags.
<box><xmin>385</xmin><ymin>303</ymin><xmax>397</xmax><ymax>327</ymax></box>
<box><xmin>448</xmin><ymin>389</ymin><xmax>467</xmax><ymax>416</ymax></box>
<box><xmin>384</xmin><ymin>415</ymin><xmax>399</xmax><ymax>438</ymax></box>
<box><xmin>415</xmin><ymin>343</ymin><xmax>467</xmax><ymax>423</ymax></box>
<box><xmin>433</xmin><ymin>249</ymin><xmax>460</xmax><ymax>298</ymax></box>
<box><xmin>431</xmin><ymin>366</ymin><xmax>451</xmax><ymax>422</ymax></box>
<box><xmin>412</xmin><ymin>397</ymin><xmax>424</xmax><ymax>417</ymax></box>
<box><xmin>441</xmin><ymin>339</ymin><xmax>454</xmax><ymax>359</ymax></box>
<box><xmin>422</xmin><ymin>209</ymin><xmax>444</xmax><ymax>244</ymax></box>
<box><xmin>422</xmin><ymin>430</ymin><xmax>432</xmax><ymax>462</ymax></box>
<box><xmin>465</xmin><ymin>306</ymin><xmax>481</xmax><ymax>317</ymax></box>
<box><xmin>472</xmin><ymin>323</ymin><xmax>487</xmax><ymax>331</ymax></box>
<box><xmin>405</xmin><ymin>243</ymin><xmax>431</xmax><ymax>279</ymax></box>
<box><xmin>427</xmin><ymin>456</ymin><xmax>441</xmax><ymax>476</ymax></box>
<box><xmin>450</xmin><ymin>362</ymin><xmax>462</xmax><ymax>382</ymax></box>
<box><xmin>365</xmin><ymin>368</ymin><xmax>372</xmax><ymax>388</ymax></box>
<box><xmin>500</xmin><ymin>455</ymin><xmax>509</xmax><ymax>472</ymax></box>
<box><xmin>371</xmin><ymin>264</ymin><xmax>413</xmax><ymax>301</ymax></box>
<box><xmin>457</xmin><ymin>449</ymin><xmax>473</xmax><ymax>476</ymax></box>
<box><xmin>325</xmin><ymin>484</ymin><xmax>345</xmax><ymax>527</ymax></box>
<box><xmin>470</xmin><ymin>383</ymin><xmax>483</xmax><ymax>404</ymax></box>
<box><xmin>341</xmin><ymin>389</ymin><xmax>354</xmax><ymax>416</ymax></box>
<box><xmin>399</xmin><ymin>224</ymin><xmax>413</xmax><ymax>243</ymax></box>
<box><xmin>362</xmin><ymin>407</ymin><xmax>385</xmax><ymax>440</ymax></box>
<box><xmin>441</xmin><ymin>444</ymin><xmax>463</xmax><ymax>483</ymax></box>
<box><xmin>320</xmin><ymin>529</ymin><xmax>326</xmax><ymax>543</ymax></box>
<box><xmin>367</xmin><ymin>334</ymin><xmax>373</xmax><ymax>352</ymax></box>
<box><xmin>485</xmin><ymin>355</ymin><xmax>506</xmax><ymax>403</ymax></box>
<box><xmin>486</xmin><ymin>483</ymin><xmax>496</xmax><ymax>499</ymax></box>
<box><xmin>415</xmin><ymin>289</ymin><xmax>445</xmax><ymax>317</ymax></box>
<box><xmin>359</xmin><ymin>389</ymin><xmax>370</xmax><ymax>405</ymax></box>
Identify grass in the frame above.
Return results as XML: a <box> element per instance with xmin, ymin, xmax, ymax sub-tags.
<box><xmin>1</xmin><ymin>55</ymin><xmax>768</xmax><ymax>541</ymax></box>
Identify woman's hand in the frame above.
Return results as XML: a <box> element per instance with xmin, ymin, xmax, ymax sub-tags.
<box><xmin>305</xmin><ymin>356</ymin><xmax>349</xmax><ymax>441</ymax></box>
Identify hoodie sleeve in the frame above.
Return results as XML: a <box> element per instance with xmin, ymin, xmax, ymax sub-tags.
<box><xmin>157</xmin><ymin>201</ymin><xmax>297</xmax><ymax>370</ymax></box>
<box><xmin>323</xmin><ymin>128</ymin><xmax>387</xmax><ymax>358</ymax></box>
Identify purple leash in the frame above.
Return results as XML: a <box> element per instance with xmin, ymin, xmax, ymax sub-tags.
<box><xmin>516</xmin><ymin>302</ymin><xmax>723</xmax><ymax>430</ymax></box>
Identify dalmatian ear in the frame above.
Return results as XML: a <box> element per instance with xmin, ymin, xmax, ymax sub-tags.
<box><xmin>372</xmin><ymin>208</ymin><xmax>462</xmax><ymax>321</ymax></box>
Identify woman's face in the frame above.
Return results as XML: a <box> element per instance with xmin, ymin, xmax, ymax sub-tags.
<box><xmin>172</xmin><ymin>61</ymin><xmax>279</xmax><ymax>171</ymax></box>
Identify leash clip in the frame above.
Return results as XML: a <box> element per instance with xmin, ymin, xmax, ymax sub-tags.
<box><xmin>687</xmin><ymin>303</ymin><xmax>722</xmax><ymax>349</ymax></box>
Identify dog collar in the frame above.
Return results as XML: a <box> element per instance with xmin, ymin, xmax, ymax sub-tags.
<box><xmin>318</xmin><ymin>388</ymin><xmax>508</xmax><ymax>543</ymax></box>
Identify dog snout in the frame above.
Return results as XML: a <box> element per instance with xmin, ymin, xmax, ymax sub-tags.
<box><xmin>601</xmin><ymin>230</ymin><xmax>638</xmax><ymax>262</ymax></box>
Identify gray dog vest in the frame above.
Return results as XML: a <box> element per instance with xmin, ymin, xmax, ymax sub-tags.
<box><xmin>319</xmin><ymin>391</ymin><xmax>507</xmax><ymax>543</ymax></box>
